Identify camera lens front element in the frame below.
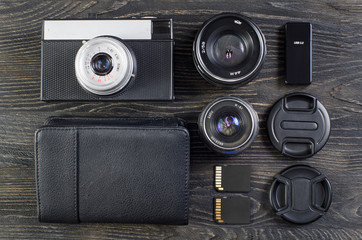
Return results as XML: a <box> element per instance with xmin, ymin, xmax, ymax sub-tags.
<box><xmin>193</xmin><ymin>13</ymin><xmax>266</xmax><ymax>87</ymax></box>
<box><xmin>91</xmin><ymin>53</ymin><xmax>113</xmax><ymax>76</ymax></box>
<box><xmin>216</xmin><ymin>114</ymin><xmax>242</xmax><ymax>136</ymax></box>
<box><xmin>75</xmin><ymin>37</ymin><xmax>135</xmax><ymax>96</ymax></box>
<box><xmin>198</xmin><ymin>96</ymin><xmax>259</xmax><ymax>155</ymax></box>
<box><xmin>213</xmin><ymin>34</ymin><xmax>248</xmax><ymax>68</ymax></box>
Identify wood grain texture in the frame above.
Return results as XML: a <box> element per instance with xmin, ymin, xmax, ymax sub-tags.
<box><xmin>0</xmin><ymin>0</ymin><xmax>361</xmax><ymax>239</ymax></box>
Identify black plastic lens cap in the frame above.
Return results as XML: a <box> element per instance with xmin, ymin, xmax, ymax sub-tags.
<box><xmin>269</xmin><ymin>165</ymin><xmax>332</xmax><ymax>224</ymax></box>
<box><xmin>267</xmin><ymin>93</ymin><xmax>330</xmax><ymax>158</ymax></box>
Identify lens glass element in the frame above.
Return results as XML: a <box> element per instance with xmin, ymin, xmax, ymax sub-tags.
<box><xmin>213</xmin><ymin>34</ymin><xmax>247</xmax><ymax>68</ymax></box>
<box><xmin>91</xmin><ymin>53</ymin><xmax>113</xmax><ymax>76</ymax></box>
<box><xmin>217</xmin><ymin>114</ymin><xmax>242</xmax><ymax>136</ymax></box>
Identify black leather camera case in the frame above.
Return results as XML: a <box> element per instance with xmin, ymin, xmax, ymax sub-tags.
<box><xmin>35</xmin><ymin>117</ymin><xmax>189</xmax><ymax>224</ymax></box>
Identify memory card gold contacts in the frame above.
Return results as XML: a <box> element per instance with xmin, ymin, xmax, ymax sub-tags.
<box><xmin>214</xmin><ymin>197</ymin><xmax>250</xmax><ymax>224</ymax></box>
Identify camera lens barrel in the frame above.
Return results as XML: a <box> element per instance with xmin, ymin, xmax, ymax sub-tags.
<box><xmin>198</xmin><ymin>96</ymin><xmax>259</xmax><ymax>154</ymax></box>
<box><xmin>91</xmin><ymin>53</ymin><xmax>113</xmax><ymax>76</ymax></box>
<box><xmin>75</xmin><ymin>37</ymin><xmax>135</xmax><ymax>96</ymax></box>
<box><xmin>193</xmin><ymin>13</ymin><xmax>266</xmax><ymax>87</ymax></box>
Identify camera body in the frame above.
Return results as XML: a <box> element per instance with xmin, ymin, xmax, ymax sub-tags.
<box><xmin>41</xmin><ymin>18</ymin><xmax>174</xmax><ymax>101</ymax></box>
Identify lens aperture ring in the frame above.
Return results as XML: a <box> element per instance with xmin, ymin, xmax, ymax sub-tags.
<box><xmin>75</xmin><ymin>37</ymin><xmax>135</xmax><ymax>96</ymax></box>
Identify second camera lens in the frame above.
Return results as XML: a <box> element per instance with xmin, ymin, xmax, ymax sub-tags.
<box><xmin>198</xmin><ymin>96</ymin><xmax>259</xmax><ymax>155</ymax></box>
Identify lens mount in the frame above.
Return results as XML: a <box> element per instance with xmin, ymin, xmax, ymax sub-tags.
<box><xmin>193</xmin><ymin>13</ymin><xmax>266</xmax><ymax>87</ymax></box>
<box><xmin>75</xmin><ymin>37</ymin><xmax>135</xmax><ymax>96</ymax></box>
<box><xmin>198</xmin><ymin>96</ymin><xmax>259</xmax><ymax>154</ymax></box>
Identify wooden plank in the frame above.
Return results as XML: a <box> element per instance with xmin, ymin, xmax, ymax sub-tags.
<box><xmin>0</xmin><ymin>0</ymin><xmax>361</xmax><ymax>239</ymax></box>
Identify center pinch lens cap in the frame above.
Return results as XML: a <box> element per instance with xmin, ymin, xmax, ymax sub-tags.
<box><xmin>267</xmin><ymin>93</ymin><xmax>330</xmax><ymax>158</ymax></box>
<box><xmin>269</xmin><ymin>165</ymin><xmax>332</xmax><ymax>224</ymax></box>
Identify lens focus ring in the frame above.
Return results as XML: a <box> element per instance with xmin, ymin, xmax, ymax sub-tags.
<box><xmin>75</xmin><ymin>37</ymin><xmax>135</xmax><ymax>96</ymax></box>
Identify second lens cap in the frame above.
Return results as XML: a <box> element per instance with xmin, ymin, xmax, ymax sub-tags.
<box><xmin>269</xmin><ymin>165</ymin><xmax>332</xmax><ymax>224</ymax></box>
<box><xmin>267</xmin><ymin>93</ymin><xmax>330</xmax><ymax>158</ymax></box>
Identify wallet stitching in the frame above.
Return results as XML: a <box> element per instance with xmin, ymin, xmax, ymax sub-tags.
<box><xmin>38</xmin><ymin>127</ymin><xmax>187</xmax><ymax>132</ymax></box>
<box><xmin>36</xmin><ymin>127</ymin><xmax>190</xmax><ymax>223</ymax></box>
<box><xmin>35</xmin><ymin>131</ymin><xmax>41</xmax><ymax>221</ymax></box>
<box><xmin>45</xmin><ymin>117</ymin><xmax>187</xmax><ymax>128</ymax></box>
<box><xmin>45</xmin><ymin>117</ymin><xmax>177</xmax><ymax>125</ymax></box>
<box><xmin>182</xmin><ymin>129</ymin><xmax>190</xmax><ymax>224</ymax></box>
<box><xmin>47</xmin><ymin>117</ymin><xmax>172</xmax><ymax>121</ymax></box>
<box><xmin>73</xmin><ymin>128</ymin><xmax>78</xmax><ymax>223</ymax></box>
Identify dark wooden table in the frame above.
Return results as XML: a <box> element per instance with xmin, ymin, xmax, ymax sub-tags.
<box><xmin>0</xmin><ymin>1</ymin><xmax>361</xmax><ymax>239</ymax></box>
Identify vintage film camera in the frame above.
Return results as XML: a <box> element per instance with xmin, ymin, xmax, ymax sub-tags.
<box><xmin>41</xmin><ymin>18</ymin><xmax>174</xmax><ymax>101</ymax></box>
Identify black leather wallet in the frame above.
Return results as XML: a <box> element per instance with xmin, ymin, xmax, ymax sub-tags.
<box><xmin>35</xmin><ymin>117</ymin><xmax>190</xmax><ymax>224</ymax></box>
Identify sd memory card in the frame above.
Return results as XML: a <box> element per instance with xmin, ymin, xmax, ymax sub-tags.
<box><xmin>214</xmin><ymin>197</ymin><xmax>250</xmax><ymax>224</ymax></box>
<box><xmin>215</xmin><ymin>165</ymin><xmax>251</xmax><ymax>192</ymax></box>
